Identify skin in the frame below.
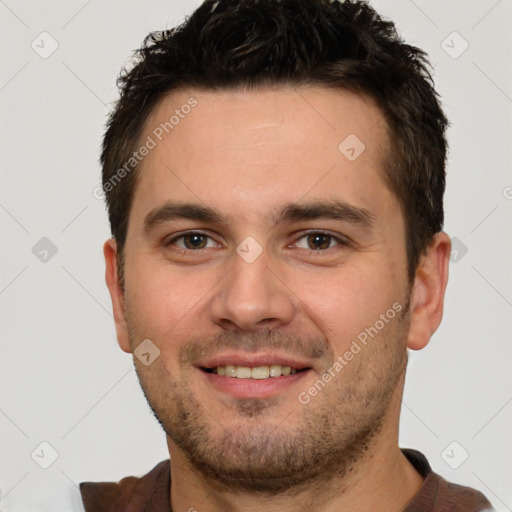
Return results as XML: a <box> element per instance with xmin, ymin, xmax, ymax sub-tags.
<box><xmin>104</xmin><ymin>85</ymin><xmax>451</xmax><ymax>512</ymax></box>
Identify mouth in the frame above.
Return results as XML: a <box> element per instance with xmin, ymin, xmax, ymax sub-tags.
<box><xmin>198</xmin><ymin>362</ymin><xmax>313</xmax><ymax>399</ymax></box>
<box><xmin>195</xmin><ymin>352</ymin><xmax>315</xmax><ymax>398</ymax></box>
<box><xmin>201</xmin><ymin>364</ymin><xmax>312</xmax><ymax>379</ymax></box>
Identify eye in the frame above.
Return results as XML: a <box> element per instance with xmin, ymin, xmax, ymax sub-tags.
<box><xmin>294</xmin><ymin>232</ymin><xmax>346</xmax><ymax>251</ymax></box>
<box><xmin>166</xmin><ymin>232</ymin><xmax>217</xmax><ymax>250</ymax></box>
<box><xmin>165</xmin><ymin>230</ymin><xmax>347</xmax><ymax>253</ymax></box>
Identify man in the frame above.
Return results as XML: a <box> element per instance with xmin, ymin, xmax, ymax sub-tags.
<box><xmin>80</xmin><ymin>0</ymin><xmax>494</xmax><ymax>510</ymax></box>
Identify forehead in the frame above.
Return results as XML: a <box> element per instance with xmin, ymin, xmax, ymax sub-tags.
<box><xmin>131</xmin><ymin>85</ymin><xmax>394</xmax><ymax>227</ymax></box>
<box><xmin>143</xmin><ymin>85</ymin><xmax>388</xmax><ymax>157</ymax></box>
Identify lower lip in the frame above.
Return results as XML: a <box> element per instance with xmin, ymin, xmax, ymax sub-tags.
<box><xmin>199</xmin><ymin>368</ymin><xmax>311</xmax><ymax>399</ymax></box>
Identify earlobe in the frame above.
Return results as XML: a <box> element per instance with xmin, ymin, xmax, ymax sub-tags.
<box><xmin>103</xmin><ymin>238</ymin><xmax>132</xmax><ymax>353</ymax></box>
<box><xmin>407</xmin><ymin>232</ymin><xmax>451</xmax><ymax>351</ymax></box>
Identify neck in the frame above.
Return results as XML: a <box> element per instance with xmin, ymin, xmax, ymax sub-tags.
<box><xmin>167</xmin><ymin>422</ymin><xmax>424</xmax><ymax>512</ymax></box>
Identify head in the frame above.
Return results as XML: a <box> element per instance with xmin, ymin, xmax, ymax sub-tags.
<box><xmin>103</xmin><ymin>0</ymin><xmax>451</xmax><ymax>495</ymax></box>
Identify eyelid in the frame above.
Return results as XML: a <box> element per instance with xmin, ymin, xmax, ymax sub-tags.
<box><xmin>165</xmin><ymin>229</ymin><xmax>350</xmax><ymax>251</ymax></box>
<box><xmin>290</xmin><ymin>230</ymin><xmax>350</xmax><ymax>250</ymax></box>
<box><xmin>165</xmin><ymin>230</ymin><xmax>220</xmax><ymax>248</ymax></box>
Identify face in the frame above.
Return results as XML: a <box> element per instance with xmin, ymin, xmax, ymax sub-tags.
<box><xmin>107</xmin><ymin>86</ymin><xmax>416</xmax><ymax>493</ymax></box>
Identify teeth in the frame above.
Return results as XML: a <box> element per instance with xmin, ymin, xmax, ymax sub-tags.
<box><xmin>225</xmin><ymin>365</ymin><xmax>236</xmax><ymax>377</ymax></box>
<box><xmin>211</xmin><ymin>364</ymin><xmax>301</xmax><ymax>378</ymax></box>
<box><xmin>251</xmin><ymin>366</ymin><xmax>270</xmax><ymax>379</ymax></box>
<box><xmin>236</xmin><ymin>366</ymin><xmax>252</xmax><ymax>379</ymax></box>
<box><xmin>269</xmin><ymin>364</ymin><xmax>282</xmax><ymax>377</ymax></box>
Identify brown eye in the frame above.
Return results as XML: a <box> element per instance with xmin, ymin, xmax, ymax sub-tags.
<box><xmin>295</xmin><ymin>232</ymin><xmax>343</xmax><ymax>251</ymax></box>
<box><xmin>183</xmin><ymin>234</ymin><xmax>208</xmax><ymax>249</ymax></box>
<box><xmin>307</xmin><ymin>233</ymin><xmax>332</xmax><ymax>250</ymax></box>
<box><xmin>167</xmin><ymin>232</ymin><xmax>216</xmax><ymax>250</ymax></box>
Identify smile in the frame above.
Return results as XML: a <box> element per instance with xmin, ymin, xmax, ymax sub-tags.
<box><xmin>202</xmin><ymin>364</ymin><xmax>310</xmax><ymax>379</ymax></box>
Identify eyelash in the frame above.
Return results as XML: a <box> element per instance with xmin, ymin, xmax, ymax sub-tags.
<box><xmin>165</xmin><ymin>230</ymin><xmax>349</xmax><ymax>254</ymax></box>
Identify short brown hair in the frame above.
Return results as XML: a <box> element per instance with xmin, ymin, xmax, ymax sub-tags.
<box><xmin>101</xmin><ymin>0</ymin><xmax>448</xmax><ymax>286</ymax></box>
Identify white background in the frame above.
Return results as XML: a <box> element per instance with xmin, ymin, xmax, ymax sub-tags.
<box><xmin>1</xmin><ymin>1</ymin><xmax>511</xmax><ymax>510</ymax></box>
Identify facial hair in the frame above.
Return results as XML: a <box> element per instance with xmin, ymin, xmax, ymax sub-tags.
<box><xmin>131</xmin><ymin>302</ymin><xmax>410</xmax><ymax>495</ymax></box>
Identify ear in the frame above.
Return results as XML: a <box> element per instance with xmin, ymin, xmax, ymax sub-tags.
<box><xmin>104</xmin><ymin>238</ymin><xmax>132</xmax><ymax>353</ymax></box>
<box><xmin>407</xmin><ymin>232</ymin><xmax>451</xmax><ymax>351</ymax></box>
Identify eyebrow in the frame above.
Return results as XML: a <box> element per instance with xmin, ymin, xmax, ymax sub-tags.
<box><xmin>143</xmin><ymin>200</ymin><xmax>375</xmax><ymax>233</ymax></box>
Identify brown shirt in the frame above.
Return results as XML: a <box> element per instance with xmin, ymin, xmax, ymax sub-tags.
<box><xmin>79</xmin><ymin>449</ymin><xmax>494</xmax><ymax>512</ymax></box>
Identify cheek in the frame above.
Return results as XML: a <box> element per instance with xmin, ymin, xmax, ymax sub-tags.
<box><xmin>300</xmin><ymin>265</ymin><xmax>400</xmax><ymax>353</ymax></box>
<box><xmin>124</xmin><ymin>255</ymin><xmax>220</xmax><ymax>338</ymax></box>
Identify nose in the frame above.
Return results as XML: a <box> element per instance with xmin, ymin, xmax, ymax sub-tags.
<box><xmin>210</xmin><ymin>247</ymin><xmax>296</xmax><ymax>332</ymax></box>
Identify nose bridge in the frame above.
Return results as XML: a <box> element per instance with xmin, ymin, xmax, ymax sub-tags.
<box><xmin>210</xmin><ymin>244</ymin><xmax>295</xmax><ymax>331</ymax></box>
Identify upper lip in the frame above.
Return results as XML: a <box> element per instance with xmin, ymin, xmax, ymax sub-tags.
<box><xmin>196</xmin><ymin>352</ymin><xmax>313</xmax><ymax>370</ymax></box>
